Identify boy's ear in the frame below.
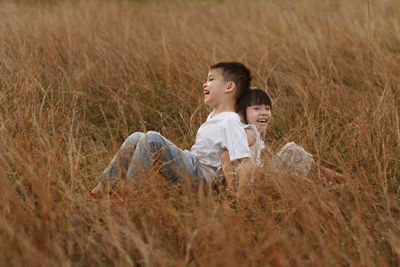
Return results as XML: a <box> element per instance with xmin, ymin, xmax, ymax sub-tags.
<box><xmin>225</xmin><ymin>82</ymin><xmax>236</xmax><ymax>93</ymax></box>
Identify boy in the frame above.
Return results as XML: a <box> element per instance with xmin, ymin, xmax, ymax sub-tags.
<box><xmin>90</xmin><ymin>62</ymin><xmax>253</xmax><ymax>196</ymax></box>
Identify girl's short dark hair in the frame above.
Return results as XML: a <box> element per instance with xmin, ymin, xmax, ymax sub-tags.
<box><xmin>237</xmin><ymin>88</ymin><xmax>272</xmax><ymax>124</ymax></box>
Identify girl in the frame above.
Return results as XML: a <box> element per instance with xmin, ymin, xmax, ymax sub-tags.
<box><xmin>237</xmin><ymin>88</ymin><xmax>345</xmax><ymax>183</ymax></box>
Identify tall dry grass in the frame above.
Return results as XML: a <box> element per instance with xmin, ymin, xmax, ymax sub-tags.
<box><xmin>0</xmin><ymin>0</ymin><xmax>399</xmax><ymax>265</ymax></box>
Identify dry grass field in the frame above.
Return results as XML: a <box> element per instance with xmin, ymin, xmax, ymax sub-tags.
<box><xmin>0</xmin><ymin>0</ymin><xmax>399</xmax><ymax>265</ymax></box>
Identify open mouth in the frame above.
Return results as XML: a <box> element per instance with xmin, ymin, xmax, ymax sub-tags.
<box><xmin>203</xmin><ymin>90</ymin><xmax>210</xmax><ymax>95</ymax></box>
<box><xmin>257</xmin><ymin>119</ymin><xmax>268</xmax><ymax>124</ymax></box>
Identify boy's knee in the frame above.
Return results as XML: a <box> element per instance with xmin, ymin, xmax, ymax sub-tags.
<box><xmin>130</xmin><ymin>132</ymin><xmax>144</xmax><ymax>139</ymax></box>
<box><xmin>124</xmin><ymin>132</ymin><xmax>144</xmax><ymax>146</ymax></box>
<box><xmin>145</xmin><ymin>131</ymin><xmax>162</xmax><ymax>142</ymax></box>
<box><xmin>143</xmin><ymin>131</ymin><xmax>165</xmax><ymax>152</ymax></box>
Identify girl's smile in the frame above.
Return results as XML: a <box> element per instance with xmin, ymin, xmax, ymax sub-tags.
<box><xmin>245</xmin><ymin>104</ymin><xmax>271</xmax><ymax>133</ymax></box>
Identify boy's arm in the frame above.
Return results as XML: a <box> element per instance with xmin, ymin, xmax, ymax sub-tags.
<box><xmin>237</xmin><ymin>157</ymin><xmax>253</xmax><ymax>194</ymax></box>
<box><xmin>221</xmin><ymin>149</ymin><xmax>236</xmax><ymax>193</ymax></box>
<box><xmin>221</xmin><ymin>149</ymin><xmax>253</xmax><ymax>195</ymax></box>
<box><xmin>220</xmin><ymin>118</ymin><xmax>254</xmax><ymax>194</ymax></box>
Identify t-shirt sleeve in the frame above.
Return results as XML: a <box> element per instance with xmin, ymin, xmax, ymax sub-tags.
<box><xmin>244</xmin><ymin>124</ymin><xmax>257</xmax><ymax>133</ymax></box>
<box><xmin>221</xmin><ymin>117</ymin><xmax>251</xmax><ymax>161</ymax></box>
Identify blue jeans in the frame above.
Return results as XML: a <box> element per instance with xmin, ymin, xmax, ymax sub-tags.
<box><xmin>101</xmin><ymin>131</ymin><xmax>204</xmax><ymax>187</ymax></box>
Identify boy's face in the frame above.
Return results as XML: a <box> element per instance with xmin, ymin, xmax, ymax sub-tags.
<box><xmin>203</xmin><ymin>68</ymin><xmax>231</xmax><ymax>108</ymax></box>
<box><xmin>245</xmin><ymin>104</ymin><xmax>272</xmax><ymax>133</ymax></box>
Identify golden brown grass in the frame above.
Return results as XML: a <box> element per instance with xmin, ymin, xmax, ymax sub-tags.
<box><xmin>0</xmin><ymin>0</ymin><xmax>399</xmax><ymax>265</ymax></box>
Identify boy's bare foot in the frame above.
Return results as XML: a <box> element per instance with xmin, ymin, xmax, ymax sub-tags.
<box><xmin>92</xmin><ymin>182</ymin><xmax>104</xmax><ymax>194</ymax></box>
<box><xmin>88</xmin><ymin>188</ymin><xmax>102</xmax><ymax>199</ymax></box>
<box><xmin>88</xmin><ymin>182</ymin><xmax>106</xmax><ymax>199</ymax></box>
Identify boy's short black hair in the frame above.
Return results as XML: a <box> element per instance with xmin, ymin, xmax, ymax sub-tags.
<box><xmin>237</xmin><ymin>88</ymin><xmax>272</xmax><ymax>124</ymax></box>
<box><xmin>210</xmin><ymin>62</ymin><xmax>251</xmax><ymax>101</ymax></box>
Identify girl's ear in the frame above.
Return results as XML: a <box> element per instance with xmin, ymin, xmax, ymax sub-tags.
<box><xmin>225</xmin><ymin>82</ymin><xmax>235</xmax><ymax>93</ymax></box>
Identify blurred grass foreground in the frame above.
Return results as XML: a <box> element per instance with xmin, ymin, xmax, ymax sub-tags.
<box><xmin>0</xmin><ymin>0</ymin><xmax>399</xmax><ymax>266</ymax></box>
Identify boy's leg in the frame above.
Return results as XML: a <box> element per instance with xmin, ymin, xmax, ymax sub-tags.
<box><xmin>127</xmin><ymin>131</ymin><xmax>201</xmax><ymax>183</ymax></box>
<box><xmin>95</xmin><ymin>132</ymin><xmax>145</xmax><ymax>192</ymax></box>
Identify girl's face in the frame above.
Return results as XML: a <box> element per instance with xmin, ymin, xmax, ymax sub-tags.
<box><xmin>246</xmin><ymin>104</ymin><xmax>272</xmax><ymax>133</ymax></box>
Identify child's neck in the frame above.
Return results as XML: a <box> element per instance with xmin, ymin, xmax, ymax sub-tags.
<box><xmin>211</xmin><ymin>103</ymin><xmax>236</xmax><ymax>118</ymax></box>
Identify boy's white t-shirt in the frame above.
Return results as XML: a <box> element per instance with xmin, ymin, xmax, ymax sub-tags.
<box><xmin>191</xmin><ymin>112</ymin><xmax>251</xmax><ymax>181</ymax></box>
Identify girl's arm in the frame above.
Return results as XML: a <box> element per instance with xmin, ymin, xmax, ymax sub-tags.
<box><xmin>313</xmin><ymin>162</ymin><xmax>346</xmax><ymax>184</ymax></box>
<box><xmin>244</xmin><ymin>128</ymin><xmax>256</xmax><ymax>147</ymax></box>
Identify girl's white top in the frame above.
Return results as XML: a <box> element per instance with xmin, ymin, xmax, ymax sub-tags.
<box><xmin>191</xmin><ymin>112</ymin><xmax>251</xmax><ymax>181</ymax></box>
<box><xmin>243</xmin><ymin>124</ymin><xmax>314</xmax><ymax>179</ymax></box>
<box><xmin>243</xmin><ymin>124</ymin><xmax>265</xmax><ymax>167</ymax></box>
<box><xmin>271</xmin><ymin>142</ymin><xmax>314</xmax><ymax>178</ymax></box>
